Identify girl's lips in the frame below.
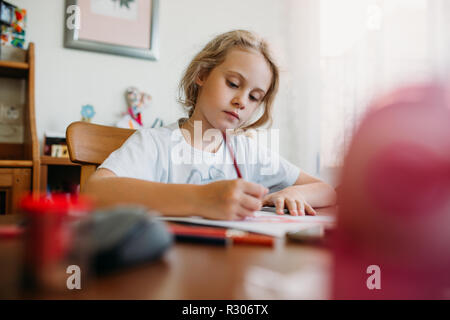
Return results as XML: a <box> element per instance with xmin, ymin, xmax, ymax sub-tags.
<box><xmin>224</xmin><ymin>111</ymin><xmax>240</xmax><ymax>120</ymax></box>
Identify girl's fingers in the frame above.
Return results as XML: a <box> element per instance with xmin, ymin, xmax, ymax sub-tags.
<box><xmin>286</xmin><ymin>199</ymin><xmax>298</xmax><ymax>216</ymax></box>
<box><xmin>296</xmin><ymin>200</ymin><xmax>305</xmax><ymax>216</ymax></box>
<box><xmin>275</xmin><ymin>198</ymin><xmax>285</xmax><ymax>215</ymax></box>
<box><xmin>240</xmin><ymin>194</ymin><xmax>263</xmax><ymax>212</ymax></box>
<box><xmin>262</xmin><ymin>194</ymin><xmax>273</xmax><ymax>206</ymax></box>
<box><xmin>236</xmin><ymin>208</ymin><xmax>256</xmax><ymax>220</ymax></box>
<box><xmin>305</xmin><ymin>203</ymin><xmax>317</xmax><ymax>216</ymax></box>
<box><xmin>241</xmin><ymin>181</ymin><xmax>269</xmax><ymax>199</ymax></box>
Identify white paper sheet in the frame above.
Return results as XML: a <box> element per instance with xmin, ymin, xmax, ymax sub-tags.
<box><xmin>158</xmin><ymin>211</ymin><xmax>335</xmax><ymax>238</ymax></box>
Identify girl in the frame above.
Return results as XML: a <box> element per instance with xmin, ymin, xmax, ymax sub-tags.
<box><xmin>85</xmin><ymin>30</ymin><xmax>336</xmax><ymax>220</ymax></box>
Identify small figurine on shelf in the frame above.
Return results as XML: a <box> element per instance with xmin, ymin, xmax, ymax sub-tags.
<box><xmin>0</xmin><ymin>1</ymin><xmax>27</xmax><ymax>49</ymax></box>
<box><xmin>116</xmin><ymin>87</ymin><xmax>163</xmax><ymax>129</ymax></box>
<box><xmin>81</xmin><ymin>104</ymin><xmax>95</xmax><ymax>122</ymax></box>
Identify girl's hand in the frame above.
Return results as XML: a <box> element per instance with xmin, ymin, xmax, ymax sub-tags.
<box><xmin>196</xmin><ymin>179</ymin><xmax>268</xmax><ymax>221</ymax></box>
<box><xmin>262</xmin><ymin>186</ymin><xmax>317</xmax><ymax>216</ymax></box>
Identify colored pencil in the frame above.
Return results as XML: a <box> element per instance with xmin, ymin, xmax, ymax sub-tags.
<box><xmin>0</xmin><ymin>225</ymin><xmax>24</xmax><ymax>239</ymax></box>
<box><xmin>222</xmin><ymin>131</ymin><xmax>242</xmax><ymax>179</ymax></box>
<box><xmin>167</xmin><ymin>223</ymin><xmax>275</xmax><ymax>247</ymax></box>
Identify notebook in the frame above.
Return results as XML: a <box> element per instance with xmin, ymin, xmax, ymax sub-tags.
<box><xmin>158</xmin><ymin>211</ymin><xmax>335</xmax><ymax>238</ymax></box>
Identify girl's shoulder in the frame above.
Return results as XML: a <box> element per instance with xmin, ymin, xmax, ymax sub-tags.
<box><xmin>233</xmin><ymin>130</ymin><xmax>280</xmax><ymax>160</ymax></box>
<box><xmin>137</xmin><ymin>122</ymin><xmax>180</xmax><ymax>141</ymax></box>
<box><xmin>233</xmin><ymin>130</ymin><xmax>265</xmax><ymax>148</ymax></box>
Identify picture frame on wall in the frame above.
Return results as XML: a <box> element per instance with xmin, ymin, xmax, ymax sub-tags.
<box><xmin>64</xmin><ymin>0</ymin><xmax>159</xmax><ymax>61</ymax></box>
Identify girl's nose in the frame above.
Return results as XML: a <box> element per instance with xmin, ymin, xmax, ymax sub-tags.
<box><xmin>232</xmin><ymin>96</ymin><xmax>245</xmax><ymax>110</ymax></box>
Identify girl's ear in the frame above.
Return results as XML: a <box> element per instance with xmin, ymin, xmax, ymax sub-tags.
<box><xmin>195</xmin><ymin>75</ymin><xmax>204</xmax><ymax>87</ymax></box>
<box><xmin>195</xmin><ymin>69</ymin><xmax>208</xmax><ymax>87</ymax></box>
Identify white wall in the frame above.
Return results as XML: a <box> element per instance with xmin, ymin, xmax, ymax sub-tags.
<box><xmin>5</xmin><ymin>0</ymin><xmax>322</xmax><ymax>175</ymax></box>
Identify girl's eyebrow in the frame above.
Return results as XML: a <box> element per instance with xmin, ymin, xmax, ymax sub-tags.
<box><xmin>226</xmin><ymin>70</ymin><xmax>266</xmax><ymax>95</ymax></box>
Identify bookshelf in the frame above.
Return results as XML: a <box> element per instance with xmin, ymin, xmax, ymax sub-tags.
<box><xmin>39</xmin><ymin>156</ymin><xmax>80</xmax><ymax>195</ymax></box>
<box><xmin>0</xmin><ymin>43</ymin><xmax>39</xmax><ymax>215</ymax></box>
<box><xmin>0</xmin><ymin>60</ymin><xmax>29</xmax><ymax>78</ymax></box>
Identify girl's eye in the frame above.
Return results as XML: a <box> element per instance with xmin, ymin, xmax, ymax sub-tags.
<box><xmin>250</xmin><ymin>95</ymin><xmax>259</xmax><ymax>102</ymax></box>
<box><xmin>227</xmin><ymin>80</ymin><xmax>238</xmax><ymax>88</ymax></box>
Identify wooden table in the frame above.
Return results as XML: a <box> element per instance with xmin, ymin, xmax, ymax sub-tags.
<box><xmin>0</xmin><ymin>209</ymin><xmax>334</xmax><ymax>300</ymax></box>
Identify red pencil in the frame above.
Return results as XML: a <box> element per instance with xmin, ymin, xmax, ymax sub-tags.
<box><xmin>222</xmin><ymin>131</ymin><xmax>242</xmax><ymax>178</ymax></box>
<box><xmin>0</xmin><ymin>225</ymin><xmax>24</xmax><ymax>239</ymax></box>
<box><xmin>167</xmin><ymin>223</ymin><xmax>275</xmax><ymax>247</ymax></box>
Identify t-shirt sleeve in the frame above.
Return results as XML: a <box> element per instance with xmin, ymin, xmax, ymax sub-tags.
<box><xmin>245</xmin><ymin>137</ymin><xmax>301</xmax><ymax>193</ymax></box>
<box><xmin>98</xmin><ymin>129</ymin><xmax>159</xmax><ymax>181</ymax></box>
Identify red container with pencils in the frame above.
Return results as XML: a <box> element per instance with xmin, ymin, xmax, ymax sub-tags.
<box><xmin>19</xmin><ymin>194</ymin><xmax>92</xmax><ymax>293</ymax></box>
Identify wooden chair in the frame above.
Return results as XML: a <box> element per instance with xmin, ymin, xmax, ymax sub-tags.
<box><xmin>66</xmin><ymin>122</ymin><xmax>135</xmax><ymax>191</ymax></box>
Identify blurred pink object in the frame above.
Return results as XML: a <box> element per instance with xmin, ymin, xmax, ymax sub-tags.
<box><xmin>333</xmin><ymin>82</ymin><xmax>450</xmax><ymax>299</ymax></box>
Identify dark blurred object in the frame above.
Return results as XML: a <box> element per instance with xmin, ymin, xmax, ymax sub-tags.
<box><xmin>19</xmin><ymin>194</ymin><xmax>92</xmax><ymax>293</ymax></box>
<box><xmin>333</xmin><ymin>82</ymin><xmax>450</xmax><ymax>299</ymax></box>
<box><xmin>84</xmin><ymin>207</ymin><xmax>173</xmax><ymax>275</ymax></box>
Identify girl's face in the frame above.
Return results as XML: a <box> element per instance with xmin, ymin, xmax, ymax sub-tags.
<box><xmin>193</xmin><ymin>48</ymin><xmax>273</xmax><ymax>132</ymax></box>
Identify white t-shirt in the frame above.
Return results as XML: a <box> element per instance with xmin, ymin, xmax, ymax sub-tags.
<box><xmin>99</xmin><ymin>121</ymin><xmax>301</xmax><ymax>193</ymax></box>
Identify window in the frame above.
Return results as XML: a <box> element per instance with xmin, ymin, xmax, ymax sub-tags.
<box><xmin>319</xmin><ymin>0</ymin><xmax>443</xmax><ymax>168</ymax></box>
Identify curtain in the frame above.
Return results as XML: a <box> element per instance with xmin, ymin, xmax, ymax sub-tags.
<box><xmin>276</xmin><ymin>0</ymin><xmax>321</xmax><ymax>177</ymax></box>
<box><xmin>271</xmin><ymin>0</ymin><xmax>447</xmax><ymax>185</ymax></box>
<box><xmin>318</xmin><ymin>0</ymin><xmax>447</xmax><ymax>173</ymax></box>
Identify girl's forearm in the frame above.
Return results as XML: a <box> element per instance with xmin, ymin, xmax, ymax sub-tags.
<box><xmin>83</xmin><ymin>177</ymin><xmax>202</xmax><ymax>217</ymax></box>
<box><xmin>292</xmin><ymin>182</ymin><xmax>337</xmax><ymax>208</ymax></box>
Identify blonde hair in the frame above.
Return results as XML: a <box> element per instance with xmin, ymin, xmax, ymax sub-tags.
<box><xmin>178</xmin><ymin>30</ymin><xmax>279</xmax><ymax>131</ymax></box>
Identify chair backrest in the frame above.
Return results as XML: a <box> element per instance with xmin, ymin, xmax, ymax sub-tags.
<box><xmin>66</xmin><ymin>121</ymin><xmax>135</xmax><ymax>191</ymax></box>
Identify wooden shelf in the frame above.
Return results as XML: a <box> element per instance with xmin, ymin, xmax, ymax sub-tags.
<box><xmin>0</xmin><ymin>143</ymin><xmax>25</xmax><ymax>160</ymax></box>
<box><xmin>0</xmin><ymin>60</ymin><xmax>29</xmax><ymax>78</ymax></box>
<box><xmin>41</xmin><ymin>156</ymin><xmax>80</xmax><ymax>166</ymax></box>
<box><xmin>39</xmin><ymin>157</ymin><xmax>81</xmax><ymax>194</ymax></box>
<box><xmin>0</xmin><ymin>43</ymin><xmax>39</xmax><ymax>214</ymax></box>
<box><xmin>0</xmin><ymin>160</ymin><xmax>33</xmax><ymax>167</ymax></box>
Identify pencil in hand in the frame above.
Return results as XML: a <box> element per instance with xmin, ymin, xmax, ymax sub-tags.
<box><xmin>222</xmin><ymin>131</ymin><xmax>242</xmax><ymax>179</ymax></box>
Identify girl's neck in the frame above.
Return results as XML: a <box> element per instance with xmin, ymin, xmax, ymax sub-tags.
<box><xmin>179</xmin><ymin>115</ymin><xmax>223</xmax><ymax>154</ymax></box>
